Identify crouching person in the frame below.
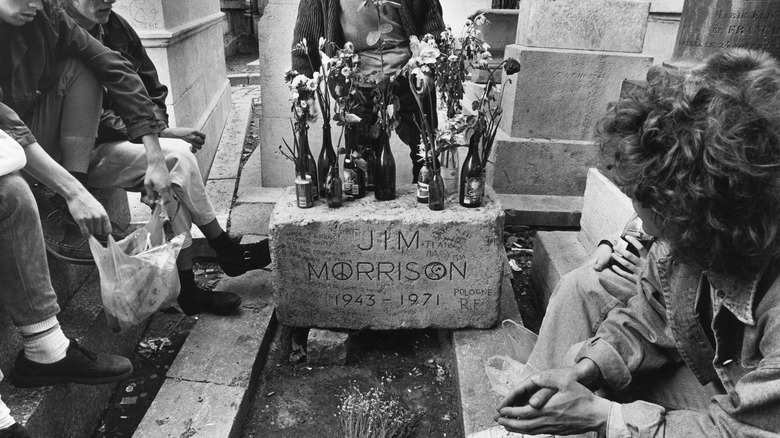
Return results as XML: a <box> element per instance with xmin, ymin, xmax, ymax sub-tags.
<box><xmin>494</xmin><ymin>49</ymin><xmax>780</xmax><ymax>437</ymax></box>
<box><xmin>0</xmin><ymin>129</ymin><xmax>132</xmax><ymax>437</ymax></box>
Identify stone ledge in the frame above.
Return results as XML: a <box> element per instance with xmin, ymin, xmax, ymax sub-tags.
<box><xmin>453</xmin><ymin>260</ymin><xmax>522</xmax><ymax>436</ymax></box>
<box><xmin>227</xmin><ymin>73</ymin><xmax>262</xmax><ymax>86</ymax></box>
<box><xmin>134</xmin><ymin>270</ymin><xmax>277</xmax><ymax>438</ymax></box>
<box><xmin>498</xmin><ymin>193</ymin><xmax>582</xmax><ymax>228</ymax></box>
<box><xmin>530</xmin><ymin>230</ymin><xmax>588</xmax><ymax>307</ymax></box>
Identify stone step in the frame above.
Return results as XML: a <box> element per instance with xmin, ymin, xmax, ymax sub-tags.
<box><xmin>133</xmin><ymin>260</ymin><xmax>276</xmax><ymax>438</ymax></box>
<box><xmin>0</xmin><ymin>267</ymin><xmax>145</xmax><ymax>438</ymax></box>
<box><xmin>498</xmin><ymin>193</ymin><xmax>581</xmax><ymax>228</ymax></box>
<box><xmin>530</xmin><ymin>168</ymin><xmax>634</xmax><ymax>307</ymax></box>
<box><xmin>452</xmin><ymin>258</ymin><xmax>522</xmax><ymax>436</ymax></box>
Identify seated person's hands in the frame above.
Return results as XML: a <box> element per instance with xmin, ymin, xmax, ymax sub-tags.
<box><xmin>588</xmin><ymin>242</ymin><xmax>614</xmax><ymax>271</ymax></box>
<box><xmin>67</xmin><ymin>191</ymin><xmax>112</xmax><ymax>237</ymax></box>
<box><xmin>161</xmin><ymin>126</ymin><xmax>206</xmax><ymax>151</ymax></box>
<box><xmin>495</xmin><ymin>364</ymin><xmax>611</xmax><ymax>436</ymax></box>
<box><xmin>609</xmin><ymin>234</ymin><xmax>648</xmax><ymax>284</ymax></box>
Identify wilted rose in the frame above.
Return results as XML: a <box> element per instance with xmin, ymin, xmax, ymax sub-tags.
<box><xmin>504</xmin><ymin>58</ymin><xmax>521</xmax><ymax>75</ymax></box>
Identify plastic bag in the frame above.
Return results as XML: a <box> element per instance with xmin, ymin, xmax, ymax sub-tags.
<box><xmin>89</xmin><ymin>204</ymin><xmax>185</xmax><ymax>332</ymax></box>
<box><xmin>502</xmin><ymin>319</ymin><xmax>538</xmax><ymax>363</ymax></box>
<box><xmin>484</xmin><ymin>355</ymin><xmax>526</xmax><ymax>397</ymax></box>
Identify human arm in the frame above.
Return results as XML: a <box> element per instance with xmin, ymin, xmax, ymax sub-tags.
<box><xmin>160</xmin><ymin>127</ymin><xmax>206</xmax><ymax>151</ymax></box>
<box><xmin>22</xmin><ymin>142</ymin><xmax>111</xmax><ymax>236</ymax></box>
<box><xmin>409</xmin><ymin>0</ymin><xmax>445</xmax><ymax>39</ymax></box>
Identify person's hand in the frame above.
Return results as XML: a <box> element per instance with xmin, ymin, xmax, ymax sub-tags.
<box><xmin>589</xmin><ymin>243</ymin><xmax>614</xmax><ymax>272</ymax></box>
<box><xmin>161</xmin><ymin>127</ymin><xmax>206</xmax><ymax>151</ymax></box>
<box><xmin>609</xmin><ymin>235</ymin><xmax>648</xmax><ymax>283</ymax></box>
<box><xmin>141</xmin><ymin>135</ymin><xmax>175</xmax><ymax>205</ymax></box>
<box><xmin>494</xmin><ymin>368</ymin><xmax>611</xmax><ymax>436</ymax></box>
<box><xmin>66</xmin><ymin>190</ymin><xmax>112</xmax><ymax>237</ymax></box>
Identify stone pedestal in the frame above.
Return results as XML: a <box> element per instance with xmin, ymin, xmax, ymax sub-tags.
<box><xmin>114</xmin><ymin>0</ymin><xmax>232</xmax><ymax>180</ymax></box>
<box><xmin>669</xmin><ymin>0</ymin><xmax>780</xmax><ymax>67</ymax></box>
<box><xmin>490</xmin><ymin>0</ymin><xmax>653</xmax><ymax>196</ymax></box>
<box><xmin>269</xmin><ymin>186</ymin><xmax>505</xmax><ymax>330</ymax></box>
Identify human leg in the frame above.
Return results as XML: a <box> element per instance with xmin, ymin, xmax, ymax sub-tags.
<box><xmin>0</xmin><ymin>174</ymin><xmax>132</xmax><ymax>388</ymax></box>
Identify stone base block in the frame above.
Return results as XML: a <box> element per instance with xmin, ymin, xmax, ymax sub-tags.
<box><xmin>491</xmin><ymin>132</ymin><xmax>600</xmax><ymax>196</ymax></box>
<box><xmin>270</xmin><ymin>186</ymin><xmax>505</xmax><ymax>330</ymax></box>
<box><xmin>530</xmin><ymin>230</ymin><xmax>587</xmax><ymax>308</ymax></box>
<box><xmin>498</xmin><ymin>193</ymin><xmax>582</xmax><ymax>228</ymax></box>
<box><xmin>516</xmin><ymin>0</ymin><xmax>650</xmax><ymax>53</ymax></box>
<box><xmin>499</xmin><ymin>46</ymin><xmax>653</xmax><ymax>141</ymax></box>
<box><xmin>307</xmin><ymin>329</ymin><xmax>351</xmax><ymax>365</ymax></box>
<box><xmin>577</xmin><ymin>169</ymin><xmax>633</xmax><ymax>250</ymax></box>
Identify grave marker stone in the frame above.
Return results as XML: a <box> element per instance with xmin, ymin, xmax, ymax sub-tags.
<box><xmin>269</xmin><ymin>186</ymin><xmax>505</xmax><ymax>330</ymax></box>
<box><xmin>669</xmin><ymin>0</ymin><xmax>780</xmax><ymax>68</ymax></box>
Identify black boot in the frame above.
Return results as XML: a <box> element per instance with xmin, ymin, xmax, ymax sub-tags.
<box><xmin>208</xmin><ymin>232</ymin><xmax>271</xmax><ymax>277</ymax></box>
<box><xmin>177</xmin><ymin>270</ymin><xmax>242</xmax><ymax>315</ymax></box>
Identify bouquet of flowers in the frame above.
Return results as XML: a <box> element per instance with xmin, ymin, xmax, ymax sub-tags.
<box><xmin>283</xmin><ymin>67</ymin><xmax>319</xmax><ymax>179</ymax></box>
<box><xmin>435</xmin><ymin>13</ymin><xmax>492</xmax><ymax>119</ymax></box>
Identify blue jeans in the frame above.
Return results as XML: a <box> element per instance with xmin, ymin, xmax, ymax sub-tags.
<box><xmin>0</xmin><ymin>173</ymin><xmax>60</xmax><ymax>327</ymax></box>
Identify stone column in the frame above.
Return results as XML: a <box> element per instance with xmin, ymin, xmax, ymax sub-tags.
<box><xmin>667</xmin><ymin>0</ymin><xmax>780</xmax><ymax>68</ymax></box>
<box><xmin>114</xmin><ymin>0</ymin><xmax>232</xmax><ymax>181</ymax></box>
<box><xmin>492</xmin><ymin>0</ymin><xmax>654</xmax><ymax>196</ymax></box>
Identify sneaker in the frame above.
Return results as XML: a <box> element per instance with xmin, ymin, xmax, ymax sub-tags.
<box><xmin>177</xmin><ymin>287</ymin><xmax>242</xmax><ymax>316</ymax></box>
<box><xmin>40</xmin><ymin>207</ymin><xmax>128</xmax><ymax>265</ymax></box>
<box><xmin>0</xmin><ymin>424</ymin><xmax>31</xmax><ymax>438</ymax></box>
<box><xmin>11</xmin><ymin>340</ymin><xmax>133</xmax><ymax>388</ymax></box>
<box><xmin>212</xmin><ymin>239</ymin><xmax>272</xmax><ymax>277</ymax></box>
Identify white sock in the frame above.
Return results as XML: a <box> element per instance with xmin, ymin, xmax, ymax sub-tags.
<box><xmin>0</xmin><ymin>394</ymin><xmax>14</xmax><ymax>430</ymax></box>
<box><xmin>18</xmin><ymin>317</ymin><xmax>69</xmax><ymax>364</ymax></box>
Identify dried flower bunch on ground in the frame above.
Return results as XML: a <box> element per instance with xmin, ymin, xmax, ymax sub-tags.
<box><xmin>338</xmin><ymin>385</ymin><xmax>421</xmax><ymax>438</ymax></box>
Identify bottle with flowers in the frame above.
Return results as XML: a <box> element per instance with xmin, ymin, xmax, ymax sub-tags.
<box><xmin>284</xmin><ymin>63</ymin><xmax>320</xmax><ymax>200</ymax></box>
<box><xmin>328</xmin><ymin>41</ymin><xmax>368</xmax><ymax>200</ymax></box>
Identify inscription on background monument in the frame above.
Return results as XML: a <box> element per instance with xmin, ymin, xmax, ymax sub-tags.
<box><xmin>269</xmin><ymin>186</ymin><xmax>505</xmax><ymax>330</ymax></box>
<box><xmin>671</xmin><ymin>0</ymin><xmax>780</xmax><ymax>65</ymax></box>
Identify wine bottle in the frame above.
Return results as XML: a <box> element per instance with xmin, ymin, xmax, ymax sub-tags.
<box><xmin>608</xmin><ymin>213</ymin><xmax>655</xmax><ymax>271</ymax></box>
<box><xmin>428</xmin><ymin>167</ymin><xmax>445</xmax><ymax>211</ymax></box>
<box><xmin>362</xmin><ymin>140</ymin><xmax>377</xmax><ymax>192</ymax></box>
<box><xmin>317</xmin><ymin>124</ymin><xmax>337</xmax><ymax>199</ymax></box>
<box><xmin>343</xmin><ymin>126</ymin><xmax>366</xmax><ymax>199</ymax></box>
<box><xmin>299</xmin><ymin>127</ymin><xmax>319</xmax><ymax>200</ymax></box>
<box><xmin>326</xmin><ymin>165</ymin><xmax>343</xmax><ymax>208</ymax></box>
<box><xmin>416</xmin><ymin>158</ymin><xmax>430</xmax><ymax>203</ymax></box>
<box><xmin>441</xmin><ymin>148</ymin><xmax>459</xmax><ymax>194</ymax></box>
<box><xmin>374</xmin><ymin>130</ymin><xmax>396</xmax><ymax>201</ymax></box>
<box><xmin>459</xmin><ymin>129</ymin><xmax>484</xmax><ymax>208</ymax></box>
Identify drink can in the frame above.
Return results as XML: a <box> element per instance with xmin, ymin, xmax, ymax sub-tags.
<box><xmin>295</xmin><ymin>177</ymin><xmax>314</xmax><ymax>208</ymax></box>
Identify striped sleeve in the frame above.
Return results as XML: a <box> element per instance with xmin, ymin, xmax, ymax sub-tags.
<box><xmin>291</xmin><ymin>0</ymin><xmax>324</xmax><ymax>77</ymax></box>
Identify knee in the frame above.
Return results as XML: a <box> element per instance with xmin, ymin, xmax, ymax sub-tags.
<box><xmin>160</xmin><ymin>138</ymin><xmax>203</xmax><ymax>182</ymax></box>
<box><xmin>0</xmin><ymin>174</ymin><xmax>37</xmax><ymax>220</ymax></box>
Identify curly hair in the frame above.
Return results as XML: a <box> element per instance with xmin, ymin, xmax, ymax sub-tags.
<box><xmin>598</xmin><ymin>49</ymin><xmax>780</xmax><ymax>278</ymax></box>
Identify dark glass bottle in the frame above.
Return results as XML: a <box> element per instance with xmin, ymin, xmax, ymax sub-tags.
<box><xmin>459</xmin><ymin>129</ymin><xmax>484</xmax><ymax>208</ymax></box>
<box><xmin>299</xmin><ymin>126</ymin><xmax>319</xmax><ymax>200</ymax></box>
<box><xmin>325</xmin><ymin>165</ymin><xmax>343</xmax><ymax>208</ymax></box>
<box><xmin>362</xmin><ymin>141</ymin><xmax>377</xmax><ymax>192</ymax></box>
<box><xmin>343</xmin><ymin>125</ymin><xmax>366</xmax><ymax>199</ymax></box>
<box><xmin>317</xmin><ymin>124</ymin><xmax>337</xmax><ymax>199</ymax></box>
<box><xmin>416</xmin><ymin>159</ymin><xmax>430</xmax><ymax>203</ymax></box>
<box><xmin>428</xmin><ymin>167</ymin><xmax>445</xmax><ymax>211</ymax></box>
<box><xmin>374</xmin><ymin>130</ymin><xmax>396</xmax><ymax>201</ymax></box>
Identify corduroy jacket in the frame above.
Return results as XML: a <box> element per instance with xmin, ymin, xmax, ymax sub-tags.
<box><xmin>577</xmin><ymin>241</ymin><xmax>780</xmax><ymax>436</ymax></box>
<box><xmin>0</xmin><ymin>2</ymin><xmax>163</xmax><ymax>148</ymax></box>
<box><xmin>291</xmin><ymin>0</ymin><xmax>445</xmax><ymax>77</ymax></box>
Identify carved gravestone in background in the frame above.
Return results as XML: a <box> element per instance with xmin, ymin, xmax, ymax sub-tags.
<box><xmin>269</xmin><ymin>187</ymin><xmax>505</xmax><ymax>330</ymax></box>
<box><xmin>669</xmin><ymin>0</ymin><xmax>780</xmax><ymax>67</ymax></box>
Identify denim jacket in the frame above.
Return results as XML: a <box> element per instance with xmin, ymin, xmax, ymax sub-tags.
<box><xmin>577</xmin><ymin>241</ymin><xmax>780</xmax><ymax>436</ymax></box>
<box><xmin>0</xmin><ymin>3</ymin><xmax>164</xmax><ymax>147</ymax></box>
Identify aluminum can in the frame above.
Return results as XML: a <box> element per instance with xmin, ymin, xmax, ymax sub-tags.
<box><xmin>295</xmin><ymin>177</ymin><xmax>314</xmax><ymax>208</ymax></box>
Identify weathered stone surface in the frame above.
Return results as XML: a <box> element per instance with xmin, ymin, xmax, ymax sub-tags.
<box><xmin>229</xmin><ymin>202</ymin><xmax>274</xmax><ymax>238</ymax></box>
<box><xmin>644</xmin><ymin>15</ymin><xmax>681</xmax><ymax>65</ymax></box>
<box><xmin>133</xmin><ymin>379</ymin><xmax>247</xmax><ymax>438</ymax></box>
<box><xmin>270</xmin><ymin>185</ymin><xmax>505</xmax><ymax>329</ymax></box>
<box><xmin>453</xmin><ymin>261</ymin><xmax>521</xmax><ymax>436</ymax></box>
<box><xmin>492</xmin><ymin>133</ymin><xmax>600</xmax><ymax>197</ymax></box>
<box><xmin>516</xmin><ymin>0</ymin><xmax>650</xmax><ymax>53</ymax></box>
<box><xmin>208</xmin><ymin>86</ymin><xmax>256</xmax><ymax>181</ymax></box>
<box><xmin>498</xmin><ymin>46</ymin><xmax>653</xmax><ymax>141</ymax></box>
<box><xmin>473</xmin><ymin>9</ymin><xmax>520</xmax><ymax>56</ymax></box>
<box><xmin>441</xmin><ymin>0</ymin><xmax>492</xmax><ymax>29</ymax></box>
<box><xmin>531</xmin><ymin>230</ymin><xmax>588</xmax><ymax>307</ymax></box>
<box><xmin>307</xmin><ymin>329</ymin><xmax>351</xmax><ymax>365</ymax></box>
<box><xmin>577</xmin><ymin>169</ymin><xmax>633</xmax><ymax>250</ymax></box>
<box><xmin>669</xmin><ymin>0</ymin><xmax>780</xmax><ymax>66</ymax></box>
